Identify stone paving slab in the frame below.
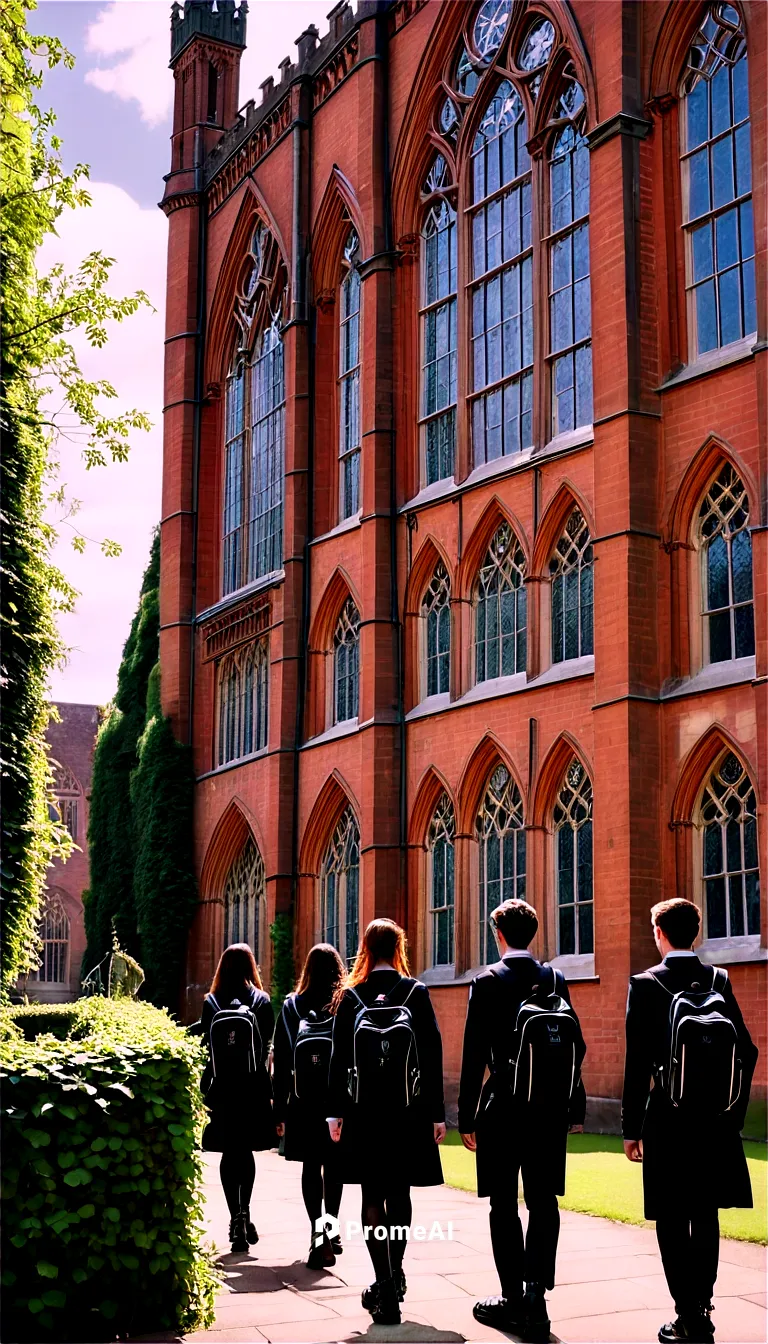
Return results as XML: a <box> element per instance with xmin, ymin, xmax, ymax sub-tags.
<box><xmin>137</xmin><ymin>1150</ymin><xmax>766</xmax><ymax>1344</ymax></box>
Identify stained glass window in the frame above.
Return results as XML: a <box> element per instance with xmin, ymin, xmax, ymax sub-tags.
<box><xmin>339</xmin><ymin>230</ymin><xmax>362</xmax><ymax>519</ymax></box>
<box><xmin>700</xmin><ymin>752</ymin><xmax>759</xmax><ymax>938</ymax></box>
<box><xmin>217</xmin><ymin>640</ymin><xmax>269</xmax><ymax>767</ymax></box>
<box><xmin>422</xmin><ymin>562</ymin><xmax>451</xmax><ymax>696</ymax></box>
<box><xmin>554</xmin><ymin>759</ymin><xmax>593</xmax><ymax>956</ymax></box>
<box><xmin>681</xmin><ymin>5</ymin><xmax>755</xmax><ymax>355</ymax></box>
<box><xmin>475</xmin><ymin>522</ymin><xmax>527</xmax><ymax>682</ymax></box>
<box><xmin>428</xmin><ymin>794</ymin><xmax>455</xmax><ymax>966</ymax></box>
<box><xmin>223</xmin><ymin>838</ymin><xmax>265</xmax><ymax>958</ymax></box>
<box><xmin>698</xmin><ymin>464</ymin><xmax>754</xmax><ymax>662</ymax></box>
<box><xmin>473</xmin><ymin>0</ymin><xmax>512</xmax><ymax>61</ymax></box>
<box><xmin>422</xmin><ymin>174</ymin><xmax>457</xmax><ymax>485</ymax></box>
<box><xmin>223</xmin><ymin>361</ymin><xmax>246</xmax><ymax>594</ymax></box>
<box><xmin>477</xmin><ymin>765</ymin><xmax>526</xmax><ymax>964</ymax></box>
<box><xmin>52</xmin><ymin>763</ymin><xmax>80</xmax><ymax>841</ymax></box>
<box><xmin>320</xmin><ymin>808</ymin><xmax>360</xmax><ymax>963</ymax></box>
<box><xmin>550</xmin><ymin>508</ymin><xmax>593</xmax><ymax>662</ymax></box>
<box><xmin>249</xmin><ymin>320</ymin><xmax>284</xmax><ymax>583</ymax></box>
<box><xmin>439</xmin><ymin>97</ymin><xmax>460</xmax><ymax>141</ymax></box>
<box><xmin>456</xmin><ymin>46</ymin><xmax>480</xmax><ymax>98</ymax></box>
<box><xmin>32</xmin><ymin>896</ymin><xmax>69</xmax><ymax>984</ymax></box>
<box><xmin>470</xmin><ymin>82</ymin><xmax>533</xmax><ymax>463</ymax></box>
<box><xmin>334</xmin><ymin>598</ymin><xmax>360</xmax><ymax>724</ymax></box>
<box><xmin>549</xmin><ymin>86</ymin><xmax>592</xmax><ymax>436</ymax></box>
<box><xmin>518</xmin><ymin>18</ymin><xmax>555</xmax><ymax>71</ymax></box>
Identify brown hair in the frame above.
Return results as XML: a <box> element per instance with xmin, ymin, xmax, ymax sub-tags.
<box><xmin>651</xmin><ymin>898</ymin><xmax>701</xmax><ymax>949</ymax></box>
<box><xmin>295</xmin><ymin>943</ymin><xmax>345</xmax><ymax>1010</ymax></box>
<box><xmin>490</xmin><ymin>898</ymin><xmax>539</xmax><ymax>949</ymax></box>
<box><xmin>332</xmin><ymin>919</ymin><xmax>410</xmax><ymax>1010</ymax></box>
<box><xmin>210</xmin><ymin>943</ymin><xmax>263</xmax><ymax>1003</ymax></box>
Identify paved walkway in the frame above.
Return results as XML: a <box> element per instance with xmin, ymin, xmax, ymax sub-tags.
<box><xmin>160</xmin><ymin>1151</ymin><xmax>766</xmax><ymax>1344</ymax></box>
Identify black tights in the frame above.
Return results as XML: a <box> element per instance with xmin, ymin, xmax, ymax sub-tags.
<box><xmin>220</xmin><ymin>1148</ymin><xmax>256</xmax><ymax>1218</ymax></box>
<box><xmin>655</xmin><ymin>1209</ymin><xmax>720</xmax><ymax>1313</ymax></box>
<box><xmin>301</xmin><ymin>1158</ymin><xmax>343</xmax><ymax>1232</ymax></box>
<box><xmin>361</xmin><ymin>1181</ymin><xmax>413</xmax><ymax>1282</ymax></box>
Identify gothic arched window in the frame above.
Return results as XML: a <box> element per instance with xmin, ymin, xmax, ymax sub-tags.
<box><xmin>421</xmin><ymin>163</ymin><xmax>457</xmax><ymax>485</ymax></box>
<box><xmin>470</xmin><ymin>82</ymin><xmax>533</xmax><ymax>463</ymax></box>
<box><xmin>51</xmin><ymin>763</ymin><xmax>81</xmax><ymax>842</ymax></box>
<box><xmin>34</xmin><ymin>895</ymin><xmax>70</xmax><ymax>984</ymax></box>
<box><xmin>475</xmin><ymin>522</ymin><xmax>527</xmax><ymax>682</ymax></box>
<box><xmin>422</xmin><ymin>562</ymin><xmax>451</xmax><ymax>697</ymax></box>
<box><xmin>428</xmin><ymin>793</ymin><xmax>455</xmax><ymax>967</ymax></box>
<box><xmin>339</xmin><ymin>230</ymin><xmax>362</xmax><ymax>519</ymax></box>
<box><xmin>223</xmin><ymin>360</ymin><xmax>246</xmax><ymax>594</ymax></box>
<box><xmin>549</xmin><ymin>508</ymin><xmax>594</xmax><ymax>663</ymax></box>
<box><xmin>548</xmin><ymin>78</ymin><xmax>591</xmax><ymax>435</ymax></box>
<box><xmin>320</xmin><ymin>808</ymin><xmax>360</xmax><ymax>963</ymax></box>
<box><xmin>477</xmin><ymin>765</ymin><xmax>526</xmax><ymax>964</ymax></box>
<box><xmin>216</xmin><ymin>640</ymin><xmax>269</xmax><ymax>767</ymax></box>
<box><xmin>334</xmin><ymin>598</ymin><xmax>360</xmax><ymax>724</ymax></box>
<box><xmin>248</xmin><ymin>319</ymin><xmax>285</xmax><ymax>583</ymax></box>
<box><xmin>700</xmin><ymin>752</ymin><xmax>759</xmax><ymax>938</ymax></box>
<box><xmin>223</xmin><ymin>838</ymin><xmax>265</xmax><ymax>957</ymax></box>
<box><xmin>698</xmin><ymin>463</ymin><xmax>754</xmax><ymax>662</ymax></box>
<box><xmin>681</xmin><ymin>4</ymin><xmax>755</xmax><ymax>356</ymax></box>
<box><xmin>554</xmin><ymin>758</ymin><xmax>593</xmax><ymax>957</ymax></box>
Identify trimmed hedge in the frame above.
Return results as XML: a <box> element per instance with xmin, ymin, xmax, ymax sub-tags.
<box><xmin>0</xmin><ymin>999</ymin><xmax>218</xmax><ymax>1340</ymax></box>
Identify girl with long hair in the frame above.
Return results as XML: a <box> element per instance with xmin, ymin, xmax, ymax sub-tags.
<box><xmin>327</xmin><ymin>919</ymin><xmax>446</xmax><ymax>1325</ymax></box>
<box><xmin>272</xmin><ymin>943</ymin><xmax>345</xmax><ymax>1268</ymax></box>
<box><xmin>200</xmin><ymin>943</ymin><xmax>275</xmax><ymax>1254</ymax></box>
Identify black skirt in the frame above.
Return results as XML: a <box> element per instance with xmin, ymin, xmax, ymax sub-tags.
<box><xmin>336</xmin><ymin>1101</ymin><xmax>444</xmax><ymax>1188</ymax></box>
<box><xmin>283</xmin><ymin>1100</ymin><xmax>343</xmax><ymax>1173</ymax></box>
<box><xmin>202</xmin><ymin>1074</ymin><xmax>276</xmax><ymax>1154</ymax></box>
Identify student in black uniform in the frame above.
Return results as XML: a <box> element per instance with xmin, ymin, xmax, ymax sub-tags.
<box><xmin>622</xmin><ymin>898</ymin><xmax>758</xmax><ymax>1344</ymax></box>
<box><xmin>199</xmin><ymin>944</ymin><xmax>276</xmax><ymax>1254</ymax></box>
<box><xmin>327</xmin><ymin>918</ymin><xmax>446</xmax><ymax>1327</ymax></box>
<box><xmin>458</xmin><ymin>898</ymin><xmax>586</xmax><ymax>1342</ymax></box>
<box><xmin>272</xmin><ymin>943</ymin><xmax>345</xmax><ymax>1269</ymax></box>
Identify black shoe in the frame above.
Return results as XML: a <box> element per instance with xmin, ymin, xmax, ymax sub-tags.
<box><xmin>361</xmin><ymin>1281</ymin><xmax>377</xmax><ymax>1312</ymax></box>
<box><xmin>330</xmin><ymin>1234</ymin><xmax>343</xmax><ymax>1256</ymax></box>
<box><xmin>659</xmin><ymin>1314</ymin><xmax>715</xmax><ymax>1344</ymax></box>
<box><xmin>307</xmin><ymin>1236</ymin><xmax>336</xmax><ymax>1269</ymax></box>
<box><xmin>394</xmin><ymin>1267</ymin><xmax>407</xmax><ymax>1302</ymax></box>
<box><xmin>523</xmin><ymin>1285</ymin><xmax>551</xmax><ymax>1342</ymax></box>
<box><xmin>243</xmin><ymin>1210</ymin><xmax>258</xmax><ymax>1245</ymax></box>
<box><xmin>230</xmin><ymin>1211</ymin><xmax>248</xmax><ymax>1253</ymax></box>
<box><xmin>473</xmin><ymin>1296</ymin><xmax>526</xmax><ymax>1330</ymax></box>
<box><xmin>370</xmin><ymin>1278</ymin><xmax>401</xmax><ymax>1326</ymax></box>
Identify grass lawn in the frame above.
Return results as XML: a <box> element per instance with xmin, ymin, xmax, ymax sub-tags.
<box><xmin>441</xmin><ymin>1131</ymin><xmax>768</xmax><ymax>1244</ymax></box>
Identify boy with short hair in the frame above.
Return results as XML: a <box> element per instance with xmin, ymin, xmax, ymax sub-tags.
<box><xmin>622</xmin><ymin>898</ymin><xmax>758</xmax><ymax>1344</ymax></box>
<box><xmin>458</xmin><ymin>898</ymin><xmax>586</xmax><ymax>1341</ymax></box>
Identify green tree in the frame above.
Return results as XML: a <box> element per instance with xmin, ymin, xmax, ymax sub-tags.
<box><xmin>0</xmin><ymin>0</ymin><xmax>150</xmax><ymax>994</ymax></box>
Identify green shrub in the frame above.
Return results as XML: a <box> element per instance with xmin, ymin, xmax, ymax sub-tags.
<box><xmin>269</xmin><ymin>912</ymin><xmax>294</xmax><ymax>1009</ymax></box>
<box><xmin>0</xmin><ymin>999</ymin><xmax>218</xmax><ymax>1340</ymax></box>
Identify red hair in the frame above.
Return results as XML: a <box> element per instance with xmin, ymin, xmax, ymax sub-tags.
<box><xmin>333</xmin><ymin>919</ymin><xmax>410</xmax><ymax>1009</ymax></box>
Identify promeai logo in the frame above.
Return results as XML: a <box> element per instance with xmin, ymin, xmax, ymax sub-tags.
<box><xmin>313</xmin><ymin>1211</ymin><xmax>340</xmax><ymax>1248</ymax></box>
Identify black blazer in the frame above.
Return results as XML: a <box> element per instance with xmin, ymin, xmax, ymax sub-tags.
<box><xmin>457</xmin><ymin>954</ymin><xmax>587</xmax><ymax>1134</ymax></box>
<box><xmin>328</xmin><ymin>969</ymin><xmax>445</xmax><ymax>1122</ymax></box>
<box><xmin>621</xmin><ymin>955</ymin><xmax>758</xmax><ymax>1140</ymax></box>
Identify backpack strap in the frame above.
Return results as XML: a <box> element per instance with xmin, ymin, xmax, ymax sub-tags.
<box><xmin>540</xmin><ymin>963</ymin><xmax>559</xmax><ymax>997</ymax></box>
<box><xmin>712</xmin><ymin>966</ymin><xmax>729</xmax><ymax>994</ymax></box>
<box><xmin>207</xmin><ymin>992</ymin><xmax>220</xmax><ymax>1013</ymax></box>
<box><xmin>385</xmin><ymin>975</ymin><xmax>419</xmax><ymax>1007</ymax></box>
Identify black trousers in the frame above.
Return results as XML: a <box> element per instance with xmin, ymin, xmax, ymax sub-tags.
<box><xmin>489</xmin><ymin>1187</ymin><xmax>560</xmax><ymax>1297</ymax></box>
<box><xmin>655</xmin><ymin>1209</ymin><xmax>720</xmax><ymax>1314</ymax></box>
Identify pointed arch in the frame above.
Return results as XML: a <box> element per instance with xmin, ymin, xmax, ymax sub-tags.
<box><xmin>409</xmin><ymin>766</ymin><xmax>455</xmax><ymax>848</ymax></box>
<box><xmin>311</xmin><ymin>167</ymin><xmax>366</xmax><ymax>299</ymax></box>
<box><xmin>458</xmin><ymin>496</ymin><xmax>531</xmax><ymax>601</ymax></box>
<box><xmin>457</xmin><ymin>732</ymin><xmax>523</xmax><ymax>835</ymax></box>
<box><xmin>531</xmin><ymin>36</ymin><xmax>594</xmax><ymax>140</ymax></box>
<box><xmin>531</xmin><ymin>731</ymin><xmax>593</xmax><ymax>828</ymax></box>
<box><xmin>648</xmin><ymin>0</ymin><xmax>754</xmax><ymax>102</ymax></box>
<box><xmin>200</xmin><ymin>797</ymin><xmax>266</xmax><ymax>902</ymax></box>
<box><xmin>405</xmin><ymin>536</ymin><xmax>454</xmax><ymax>617</ymax></box>
<box><xmin>665</xmin><ymin>434</ymin><xmax>757</xmax><ymax>547</ymax></box>
<box><xmin>308</xmin><ymin>566</ymin><xmax>362</xmax><ymax>653</ymax></box>
<box><xmin>206</xmin><ymin>183</ymin><xmax>289</xmax><ymax>384</ymax></box>
<box><xmin>299</xmin><ymin>770</ymin><xmax>360</xmax><ymax>877</ymax></box>
<box><xmin>671</xmin><ymin>724</ymin><xmax>758</xmax><ymax>825</ymax></box>
<box><xmin>532</xmin><ymin>480</ymin><xmax>595</xmax><ymax>575</ymax></box>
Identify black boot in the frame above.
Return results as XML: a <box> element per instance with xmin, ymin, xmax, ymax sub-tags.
<box><xmin>243</xmin><ymin>1209</ymin><xmax>258</xmax><ymax>1245</ymax></box>
<box><xmin>473</xmin><ymin>1296</ymin><xmax>526</xmax><ymax>1330</ymax></box>
<box><xmin>229</xmin><ymin>1211</ymin><xmax>248</xmax><ymax>1253</ymax></box>
<box><xmin>371</xmin><ymin>1277</ymin><xmax>401</xmax><ymax>1326</ymax></box>
<box><xmin>659</xmin><ymin>1312</ymin><xmax>716</xmax><ymax>1344</ymax></box>
<box><xmin>307</xmin><ymin>1235</ymin><xmax>336</xmax><ymax>1269</ymax></box>
<box><xmin>394</xmin><ymin>1267</ymin><xmax>407</xmax><ymax>1302</ymax></box>
<box><xmin>523</xmin><ymin>1283</ymin><xmax>551</xmax><ymax>1342</ymax></box>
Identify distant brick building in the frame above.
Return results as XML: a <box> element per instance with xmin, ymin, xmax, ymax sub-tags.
<box><xmin>24</xmin><ymin>704</ymin><xmax>99</xmax><ymax>1003</ymax></box>
<box><xmin>160</xmin><ymin>0</ymin><xmax>766</xmax><ymax>1122</ymax></box>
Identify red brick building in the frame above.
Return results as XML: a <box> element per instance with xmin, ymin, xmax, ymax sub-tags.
<box><xmin>23</xmin><ymin>704</ymin><xmax>99</xmax><ymax>1003</ymax></box>
<box><xmin>159</xmin><ymin>0</ymin><xmax>766</xmax><ymax>1122</ymax></box>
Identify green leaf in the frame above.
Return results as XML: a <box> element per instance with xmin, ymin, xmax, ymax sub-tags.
<box><xmin>22</xmin><ymin>1129</ymin><xmax>51</xmax><ymax>1148</ymax></box>
<box><xmin>36</xmin><ymin>1261</ymin><xmax>58</xmax><ymax>1279</ymax></box>
<box><xmin>104</xmin><ymin>1206</ymin><xmax>120</xmax><ymax>1222</ymax></box>
<box><xmin>77</xmin><ymin>1203</ymin><xmax>95</xmax><ymax>1218</ymax></box>
<box><xmin>42</xmin><ymin>1289</ymin><xmax>66</xmax><ymax>1308</ymax></box>
<box><xmin>28</xmin><ymin>1299</ymin><xmax>45</xmax><ymax>1315</ymax></box>
<box><xmin>72</xmin><ymin>1268</ymin><xmax>88</xmax><ymax>1284</ymax></box>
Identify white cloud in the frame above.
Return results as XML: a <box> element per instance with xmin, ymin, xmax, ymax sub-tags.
<box><xmin>82</xmin><ymin>0</ymin><xmax>329</xmax><ymax>128</ymax></box>
<box><xmin>40</xmin><ymin>183</ymin><xmax>167</xmax><ymax>705</ymax></box>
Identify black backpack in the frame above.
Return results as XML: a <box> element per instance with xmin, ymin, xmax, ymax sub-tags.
<box><xmin>207</xmin><ymin>989</ymin><xmax>263</xmax><ymax>1081</ymax></box>
<box><xmin>491</xmin><ymin>962</ymin><xmax>585</xmax><ymax>1112</ymax></box>
<box><xmin>347</xmin><ymin>978</ymin><xmax>421</xmax><ymax>1109</ymax></box>
<box><xmin>649</xmin><ymin>966</ymin><xmax>742</xmax><ymax>1116</ymax></box>
<box><xmin>283</xmin><ymin>997</ymin><xmax>333</xmax><ymax>1108</ymax></box>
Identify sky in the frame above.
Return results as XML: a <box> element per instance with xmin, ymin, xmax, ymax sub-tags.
<box><xmin>37</xmin><ymin>0</ymin><xmax>327</xmax><ymax>707</ymax></box>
